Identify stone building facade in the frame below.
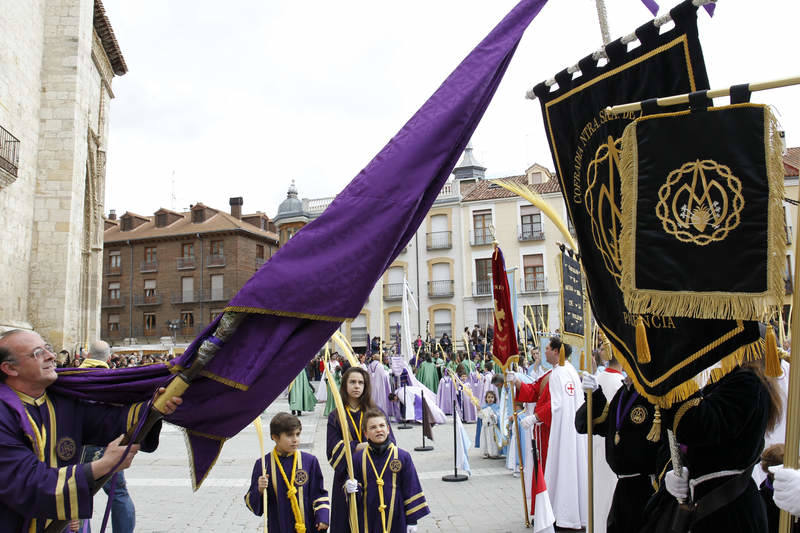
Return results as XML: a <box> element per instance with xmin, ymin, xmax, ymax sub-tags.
<box><xmin>0</xmin><ymin>0</ymin><xmax>126</xmax><ymax>351</ymax></box>
<box><xmin>101</xmin><ymin>198</ymin><xmax>279</xmax><ymax>345</ymax></box>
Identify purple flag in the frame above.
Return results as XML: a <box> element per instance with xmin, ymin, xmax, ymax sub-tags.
<box><xmin>52</xmin><ymin>0</ymin><xmax>549</xmax><ymax>488</ymax></box>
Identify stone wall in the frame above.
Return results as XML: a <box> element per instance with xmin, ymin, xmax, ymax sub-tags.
<box><xmin>0</xmin><ymin>0</ymin><xmax>120</xmax><ymax>351</ymax></box>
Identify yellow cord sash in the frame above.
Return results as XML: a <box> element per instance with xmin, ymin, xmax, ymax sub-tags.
<box><xmin>272</xmin><ymin>451</ymin><xmax>305</xmax><ymax>533</ymax></box>
<box><xmin>365</xmin><ymin>443</ymin><xmax>398</xmax><ymax>533</ymax></box>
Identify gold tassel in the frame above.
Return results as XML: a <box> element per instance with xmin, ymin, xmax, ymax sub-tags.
<box><xmin>580</xmin><ymin>350</ymin><xmax>586</xmax><ymax>372</ymax></box>
<box><xmin>559</xmin><ymin>344</ymin><xmax>565</xmax><ymax>366</ymax></box>
<box><xmin>635</xmin><ymin>315</ymin><xmax>651</xmax><ymax>364</ymax></box>
<box><xmin>646</xmin><ymin>406</ymin><xmax>661</xmax><ymax>442</ymax></box>
<box><xmin>765</xmin><ymin>325</ymin><xmax>781</xmax><ymax>377</ymax></box>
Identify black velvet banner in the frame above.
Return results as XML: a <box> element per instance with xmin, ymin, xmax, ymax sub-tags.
<box><xmin>533</xmin><ymin>1</ymin><xmax>760</xmax><ymax>406</ymax></box>
<box><xmin>620</xmin><ymin>103</ymin><xmax>784</xmax><ymax>321</ymax></box>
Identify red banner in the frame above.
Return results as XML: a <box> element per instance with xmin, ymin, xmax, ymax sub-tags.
<box><xmin>491</xmin><ymin>245</ymin><xmax>519</xmax><ymax>370</ymax></box>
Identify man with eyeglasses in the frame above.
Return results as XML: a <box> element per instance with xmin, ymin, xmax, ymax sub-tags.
<box><xmin>0</xmin><ymin>329</ymin><xmax>182</xmax><ymax>532</ymax></box>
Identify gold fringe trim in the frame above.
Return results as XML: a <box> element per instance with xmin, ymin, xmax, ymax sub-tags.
<box><xmin>558</xmin><ymin>344</ymin><xmax>565</xmax><ymax>366</ymax></box>
<box><xmin>580</xmin><ymin>350</ymin><xmax>586</xmax><ymax>372</ymax></box>
<box><xmin>646</xmin><ymin>406</ymin><xmax>661</xmax><ymax>442</ymax></box>
<box><xmin>182</xmin><ymin>428</ymin><xmax>228</xmax><ymax>491</ymax></box>
<box><xmin>619</xmin><ymin>104</ymin><xmax>786</xmax><ymax>321</ymax></box>
<box><xmin>765</xmin><ymin>325</ymin><xmax>781</xmax><ymax>377</ymax></box>
<box><xmin>615</xmin><ymin>337</ymin><xmax>765</xmax><ymax>409</ymax></box>
<box><xmin>635</xmin><ymin>315</ymin><xmax>651</xmax><ymax>364</ymax></box>
<box><xmin>168</xmin><ymin>364</ymin><xmax>249</xmax><ymax>391</ymax></box>
<box><xmin>224</xmin><ymin>305</ymin><xmax>349</xmax><ymax>323</ymax></box>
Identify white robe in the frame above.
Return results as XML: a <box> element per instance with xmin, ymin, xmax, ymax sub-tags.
<box><xmin>754</xmin><ymin>359</ymin><xmax>790</xmax><ymax>485</ymax></box>
<box><xmin>591</xmin><ymin>368</ymin><xmax>625</xmax><ymax>533</ymax></box>
<box><xmin>544</xmin><ymin>362</ymin><xmax>588</xmax><ymax>529</ymax></box>
<box><xmin>479</xmin><ymin>406</ymin><xmax>501</xmax><ymax>457</ymax></box>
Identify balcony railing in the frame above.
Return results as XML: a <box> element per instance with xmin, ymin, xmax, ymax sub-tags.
<box><xmin>470</xmin><ymin>230</ymin><xmax>493</xmax><ymax>246</ymax></box>
<box><xmin>134</xmin><ymin>293</ymin><xmax>162</xmax><ymax>306</ymax></box>
<box><xmin>472</xmin><ymin>280</ymin><xmax>492</xmax><ymax>297</ymax></box>
<box><xmin>132</xmin><ymin>327</ymin><xmax>161</xmax><ymax>339</ymax></box>
<box><xmin>521</xmin><ymin>277</ymin><xmax>547</xmax><ymax>293</ymax></box>
<box><xmin>177</xmin><ymin>256</ymin><xmax>196</xmax><ymax>270</ymax></box>
<box><xmin>428</xmin><ymin>280</ymin><xmax>454</xmax><ymax>298</ymax></box>
<box><xmin>426</xmin><ymin>231</ymin><xmax>452</xmax><ymax>250</ymax></box>
<box><xmin>207</xmin><ymin>254</ymin><xmax>226</xmax><ymax>268</ymax></box>
<box><xmin>383</xmin><ymin>283</ymin><xmax>403</xmax><ymax>301</ymax></box>
<box><xmin>0</xmin><ymin>125</ymin><xmax>20</xmax><ymax>178</ymax></box>
<box><xmin>255</xmin><ymin>257</ymin><xmax>267</xmax><ymax>269</ymax></box>
<box><xmin>140</xmin><ymin>260</ymin><xmax>158</xmax><ymax>273</ymax></box>
<box><xmin>171</xmin><ymin>291</ymin><xmax>199</xmax><ymax>304</ymax></box>
<box><xmin>105</xmin><ymin>265</ymin><xmax>121</xmax><ymax>276</ymax></box>
<box><xmin>786</xmin><ymin>274</ymin><xmax>793</xmax><ymax>295</ymax></box>
<box><xmin>101</xmin><ymin>296</ymin><xmax>125</xmax><ymax>308</ymax></box>
<box><xmin>199</xmin><ymin>288</ymin><xmax>233</xmax><ymax>302</ymax></box>
<box><xmin>518</xmin><ymin>225</ymin><xmax>545</xmax><ymax>241</ymax></box>
<box><xmin>101</xmin><ymin>327</ymin><xmax>126</xmax><ymax>340</ymax></box>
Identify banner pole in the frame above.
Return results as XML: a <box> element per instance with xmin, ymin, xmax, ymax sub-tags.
<box><xmin>779</xmin><ymin>179</ymin><xmax>800</xmax><ymax>533</ymax></box>
<box><xmin>514</xmin><ymin>413</ymin><xmax>532</xmax><ymax>528</ymax></box>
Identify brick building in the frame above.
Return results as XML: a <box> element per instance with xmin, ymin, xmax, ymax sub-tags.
<box><xmin>100</xmin><ymin>197</ymin><xmax>278</xmax><ymax>345</ymax></box>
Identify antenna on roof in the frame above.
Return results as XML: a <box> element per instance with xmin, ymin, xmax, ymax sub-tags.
<box><xmin>170</xmin><ymin>170</ymin><xmax>176</xmax><ymax>211</ymax></box>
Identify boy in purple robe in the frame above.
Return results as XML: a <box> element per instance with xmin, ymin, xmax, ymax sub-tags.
<box><xmin>346</xmin><ymin>408</ymin><xmax>430</xmax><ymax>533</ymax></box>
<box><xmin>245</xmin><ymin>412</ymin><xmax>329</xmax><ymax>531</ymax></box>
<box><xmin>0</xmin><ymin>329</ymin><xmax>181</xmax><ymax>533</ymax></box>
<box><xmin>327</xmin><ymin>367</ymin><xmax>395</xmax><ymax>533</ymax></box>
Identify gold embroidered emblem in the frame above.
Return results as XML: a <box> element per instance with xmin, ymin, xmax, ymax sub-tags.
<box><xmin>630</xmin><ymin>406</ymin><xmax>648</xmax><ymax>425</ymax></box>
<box><xmin>389</xmin><ymin>459</ymin><xmax>403</xmax><ymax>473</ymax></box>
<box><xmin>56</xmin><ymin>437</ymin><xmax>76</xmax><ymax>461</ymax></box>
<box><xmin>655</xmin><ymin>159</ymin><xmax>743</xmax><ymax>245</ymax></box>
<box><xmin>295</xmin><ymin>469</ymin><xmax>308</xmax><ymax>486</ymax></box>
<box><xmin>585</xmin><ymin>136</ymin><xmax>625</xmax><ymax>288</ymax></box>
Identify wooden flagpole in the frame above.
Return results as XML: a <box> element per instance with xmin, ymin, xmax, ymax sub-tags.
<box><xmin>779</xmin><ymin>176</ymin><xmax>800</xmax><ymax>533</ymax></box>
<box><xmin>253</xmin><ymin>416</ymin><xmax>269</xmax><ymax>532</ymax></box>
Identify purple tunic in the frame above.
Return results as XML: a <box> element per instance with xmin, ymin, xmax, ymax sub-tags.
<box><xmin>0</xmin><ymin>385</ymin><xmax>158</xmax><ymax>533</ymax></box>
<box><xmin>326</xmin><ymin>408</ymin><xmax>395</xmax><ymax>533</ymax></box>
<box><xmin>244</xmin><ymin>451</ymin><xmax>329</xmax><ymax>531</ymax></box>
<box><xmin>353</xmin><ymin>445</ymin><xmax>430</xmax><ymax>532</ymax></box>
<box><xmin>436</xmin><ymin>376</ymin><xmax>455</xmax><ymax>415</ymax></box>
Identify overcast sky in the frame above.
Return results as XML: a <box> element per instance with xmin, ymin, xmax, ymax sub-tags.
<box><xmin>101</xmin><ymin>0</ymin><xmax>800</xmax><ymax>219</ymax></box>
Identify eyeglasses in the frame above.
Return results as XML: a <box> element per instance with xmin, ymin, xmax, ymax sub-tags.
<box><xmin>29</xmin><ymin>344</ymin><xmax>55</xmax><ymax>360</ymax></box>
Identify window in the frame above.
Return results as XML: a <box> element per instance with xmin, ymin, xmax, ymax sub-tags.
<box><xmin>156</xmin><ymin>213</ymin><xmax>167</xmax><ymax>227</ymax></box>
<box><xmin>144</xmin><ymin>247</ymin><xmax>157</xmax><ymax>263</ymax></box>
<box><xmin>109</xmin><ymin>251</ymin><xmax>121</xmax><ymax>269</ymax></box>
<box><xmin>476</xmin><ymin>308</ymin><xmax>493</xmax><ymax>328</ymax></box>
<box><xmin>181</xmin><ymin>277</ymin><xmax>194</xmax><ymax>302</ymax></box>
<box><xmin>351</xmin><ymin>314</ymin><xmax>367</xmax><ymax>344</ymax></box>
<box><xmin>523</xmin><ymin>254</ymin><xmax>545</xmax><ymax>291</ymax></box>
<box><xmin>211</xmin><ymin>240</ymin><xmax>224</xmax><ymax>256</ymax></box>
<box><xmin>473</xmin><ymin>209</ymin><xmax>492</xmax><ymax>245</ymax></box>
<box><xmin>144</xmin><ymin>313</ymin><xmax>157</xmax><ymax>332</ymax></box>
<box><xmin>475</xmin><ymin>258</ymin><xmax>491</xmax><ymax>295</ymax></box>
<box><xmin>108</xmin><ymin>282</ymin><xmax>120</xmax><ymax>300</ymax></box>
<box><xmin>144</xmin><ymin>279</ymin><xmax>157</xmax><ymax>297</ymax></box>
<box><xmin>182</xmin><ymin>242</ymin><xmax>194</xmax><ymax>258</ymax></box>
<box><xmin>256</xmin><ymin>244</ymin><xmax>264</xmax><ymax>259</ymax></box>
<box><xmin>209</xmin><ymin>308</ymin><xmax>223</xmax><ymax>323</ymax></box>
<box><xmin>108</xmin><ymin>314</ymin><xmax>120</xmax><ymax>332</ymax></box>
<box><xmin>388</xmin><ymin>312</ymin><xmax>402</xmax><ymax>343</ymax></box>
<box><xmin>433</xmin><ymin>309</ymin><xmax>452</xmax><ymax>338</ymax></box>
<box><xmin>192</xmin><ymin>209</ymin><xmax>204</xmax><ymax>223</ymax></box>
<box><xmin>210</xmin><ymin>274</ymin><xmax>224</xmax><ymax>300</ymax></box>
<box><xmin>181</xmin><ymin>311</ymin><xmax>194</xmax><ymax>331</ymax></box>
<box><xmin>520</xmin><ymin>206</ymin><xmax>543</xmax><ymax>240</ymax></box>
<box><xmin>527</xmin><ymin>305</ymin><xmax>549</xmax><ymax>331</ymax></box>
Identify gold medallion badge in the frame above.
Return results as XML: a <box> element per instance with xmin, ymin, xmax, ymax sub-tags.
<box><xmin>655</xmin><ymin>159</ymin><xmax>743</xmax><ymax>246</ymax></box>
<box><xmin>295</xmin><ymin>469</ymin><xmax>308</xmax><ymax>486</ymax></box>
<box><xmin>389</xmin><ymin>459</ymin><xmax>403</xmax><ymax>473</ymax></box>
<box><xmin>56</xmin><ymin>437</ymin><xmax>76</xmax><ymax>461</ymax></box>
<box><xmin>630</xmin><ymin>406</ymin><xmax>648</xmax><ymax>425</ymax></box>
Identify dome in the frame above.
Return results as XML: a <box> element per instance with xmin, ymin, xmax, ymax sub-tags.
<box><xmin>274</xmin><ymin>180</ymin><xmax>307</xmax><ymax>222</ymax></box>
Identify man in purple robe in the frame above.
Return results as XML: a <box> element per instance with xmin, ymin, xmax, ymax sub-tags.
<box><xmin>0</xmin><ymin>329</ymin><xmax>181</xmax><ymax>532</ymax></box>
<box><xmin>346</xmin><ymin>408</ymin><xmax>429</xmax><ymax>532</ymax></box>
<box><xmin>244</xmin><ymin>412</ymin><xmax>329</xmax><ymax>531</ymax></box>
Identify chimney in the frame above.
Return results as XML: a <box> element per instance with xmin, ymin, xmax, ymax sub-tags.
<box><xmin>109</xmin><ymin>209</ymin><xmax>117</xmax><ymax>221</ymax></box>
<box><xmin>230</xmin><ymin>196</ymin><xmax>243</xmax><ymax>219</ymax></box>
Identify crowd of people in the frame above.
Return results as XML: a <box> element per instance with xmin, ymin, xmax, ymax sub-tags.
<box><xmin>55</xmin><ymin>349</ymin><xmax>177</xmax><ymax>369</ymax></box>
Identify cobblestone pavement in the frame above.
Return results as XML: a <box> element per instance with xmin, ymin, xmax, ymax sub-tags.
<box><xmin>87</xmin><ymin>383</ymin><xmax>542</xmax><ymax>532</ymax></box>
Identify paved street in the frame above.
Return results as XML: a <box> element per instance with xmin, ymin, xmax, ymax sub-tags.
<box><xmin>87</xmin><ymin>382</ymin><xmax>538</xmax><ymax>532</ymax></box>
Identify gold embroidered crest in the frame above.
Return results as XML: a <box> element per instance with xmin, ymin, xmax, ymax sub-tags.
<box><xmin>630</xmin><ymin>406</ymin><xmax>648</xmax><ymax>425</ymax></box>
<box><xmin>295</xmin><ymin>469</ymin><xmax>308</xmax><ymax>486</ymax></box>
<box><xmin>389</xmin><ymin>459</ymin><xmax>403</xmax><ymax>473</ymax></box>
<box><xmin>655</xmin><ymin>159</ymin><xmax>743</xmax><ymax>245</ymax></box>
<box><xmin>56</xmin><ymin>437</ymin><xmax>76</xmax><ymax>461</ymax></box>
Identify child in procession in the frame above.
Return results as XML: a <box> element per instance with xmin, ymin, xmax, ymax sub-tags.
<box><xmin>244</xmin><ymin>412</ymin><xmax>330</xmax><ymax>531</ymax></box>
<box><xmin>344</xmin><ymin>408</ymin><xmax>430</xmax><ymax>533</ymax></box>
